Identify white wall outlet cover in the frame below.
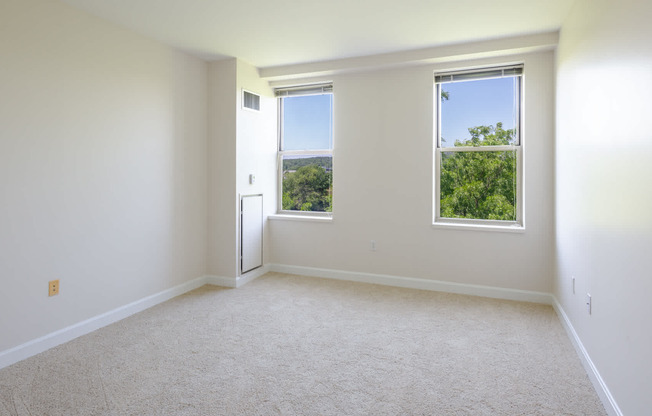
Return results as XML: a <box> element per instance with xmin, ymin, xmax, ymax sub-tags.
<box><xmin>249</xmin><ymin>174</ymin><xmax>256</xmax><ymax>184</ymax></box>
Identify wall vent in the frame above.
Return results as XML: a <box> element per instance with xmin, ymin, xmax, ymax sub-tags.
<box><xmin>242</xmin><ymin>89</ymin><xmax>260</xmax><ymax>111</ymax></box>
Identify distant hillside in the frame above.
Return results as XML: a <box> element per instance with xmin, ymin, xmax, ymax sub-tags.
<box><xmin>283</xmin><ymin>156</ymin><xmax>332</xmax><ymax>171</ymax></box>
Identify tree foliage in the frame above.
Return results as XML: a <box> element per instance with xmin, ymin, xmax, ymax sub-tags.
<box><xmin>440</xmin><ymin>122</ymin><xmax>516</xmax><ymax>220</ymax></box>
<box><xmin>282</xmin><ymin>162</ymin><xmax>332</xmax><ymax>212</ymax></box>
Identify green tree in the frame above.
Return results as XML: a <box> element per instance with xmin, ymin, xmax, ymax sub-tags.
<box><xmin>440</xmin><ymin>122</ymin><xmax>516</xmax><ymax>220</ymax></box>
<box><xmin>282</xmin><ymin>164</ymin><xmax>332</xmax><ymax>212</ymax></box>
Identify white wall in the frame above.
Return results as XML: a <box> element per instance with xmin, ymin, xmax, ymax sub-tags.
<box><xmin>270</xmin><ymin>51</ymin><xmax>555</xmax><ymax>293</ymax></box>
<box><xmin>207</xmin><ymin>59</ymin><xmax>276</xmax><ymax>279</ymax></box>
<box><xmin>0</xmin><ymin>0</ymin><xmax>208</xmax><ymax>352</ymax></box>
<box><xmin>555</xmin><ymin>0</ymin><xmax>652</xmax><ymax>414</ymax></box>
<box><xmin>235</xmin><ymin>62</ymin><xmax>277</xmax><ymax>267</ymax></box>
<box><xmin>207</xmin><ymin>59</ymin><xmax>238</xmax><ymax>278</ymax></box>
<box><xmin>8</xmin><ymin>3</ymin><xmax>648</xmax><ymax>413</ymax></box>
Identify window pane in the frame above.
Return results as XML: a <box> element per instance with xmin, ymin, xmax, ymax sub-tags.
<box><xmin>440</xmin><ymin>77</ymin><xmax>518</xmax><ymax>146</ymax></box>
<box><xmin>282</xmin><ymin>155</ymin><xmax>332</xmax><ymax>212</ymax></box>
<box><xmin>440</xmin><ymin>150</ymin><xmax>516</xmax><ymax>221</ymax></box>
<box><xmin>282</xmin><ymin>94</ymin><xmax>333</xmax><ymax>151</ymax></box>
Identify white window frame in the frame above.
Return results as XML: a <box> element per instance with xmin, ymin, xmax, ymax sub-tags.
<box><xmin>434</xmin><ymin>65</ymin><xmax>524</xmax><ymax>229</ymax></box>
<box><xmin>276</xmin><ymin>83</ymin><xmax>333</xmax><ymax>218</ymax></box>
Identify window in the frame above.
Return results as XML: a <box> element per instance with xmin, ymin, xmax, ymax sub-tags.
<box><xmin>434</xmin><ymin>65</ymin><xmax>523</xmax><ymax>228</ymax></box>
<box><xmin>276</xmin><ymin>84</ymin><xmax>333</xmax><ymax>215</ymax></box>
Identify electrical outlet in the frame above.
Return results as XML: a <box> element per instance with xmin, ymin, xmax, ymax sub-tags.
<box><xmin>49</xmin><ymin>280</ymin><xmax>59</xmax><ymax>297</ymax></box>
<box><xmin>370</xmin><ymin>240</ymin><xmax>376</xmax><ymax>251</ymax></box>
<box><xmin>586</xmin><ymin>293</ymin><xmax>592</xmax><ymax>315</ymax></box>
<box><xmin>572</xmin><ymin>276</ymin><xmax>576</xmax><ymax>294</ymax></box>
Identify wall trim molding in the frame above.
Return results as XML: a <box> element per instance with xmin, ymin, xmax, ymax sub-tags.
<box><xmin>205</xmin><ymin>265</ymin><xmax>270</xmax><ymax>288</ymax></box>
<box><xmin>552</xmin><ymin>297</ymin><xmax>622</xmax><ymax>416</ymax></box>
<box><xmin>205</xmin><ymin>275</ymin><xmax>237</xmax><ymax>288</ymax></box>
<box><xmin>0</xmin><ymin>275</ymin><xmax>208</xmax><ymax>370</ymax></box>
<box><xmin>269</xmin><ymin>263</ymin><xmax>552</xmax><ymax>304</ymax></box>
<box><xmin>269</xmin><ymin>264</ymin><xmax>620</xmax><ymax>414</ymax></box>
<box><xmin>0</xmin><ymin>266</ymin><xmax>274</xmax><ymax>370</ymax></box>
<box><xmin>0</xmin><ymin>264</ymin><xmax>621</xmax><ymax>416</ymax></box>
<box><xmin>237</xmin><ymin>265</ymin><xmax>271</xmax><ymax>288</ymax></box>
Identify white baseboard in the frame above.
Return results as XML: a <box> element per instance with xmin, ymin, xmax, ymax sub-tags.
<box><xmin>205</xmin><ymin>265</ymin><xmax>270</xmax><ymax>289</ymax></box>
<box><xmin>269</xmin><ymin>264</ymin><xmax>621</xmax><ymax>413</ymax></box>
<box><xmin>237</xmin><ymin>265</ymin><xmax>270</xmax><ymax>287</ymax></box>
<box><xmin>205</xmin><ymin>275</ymin><xmax>237</xmax><ymax>288</ymax></box>
<box><xmin>1</xmin><ymin>264</ymin><xmax>271</xmax><ymax>370</ymax></box>
<box><xmin>0</xmin><ymin>264</ymin><xmax>620</xmax><ymax>416</ymax></box>
<box><xmin>552</xmin><ymin>297</ymin><xmax>622</xmax><ymax>416</ymax></box>
<box><xmin>0</xmin><ymin>275</ymin><xmax>208</xmax><ymax>370</ymax></box>
<box><xmin>269</xmin><ymin>264</ymin><xmax>552</xmax><ymax>304</ymax></box>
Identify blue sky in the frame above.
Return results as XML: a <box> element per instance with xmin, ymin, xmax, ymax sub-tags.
<box><xmin>282</xmin><ymin>78</ymin><xmax>515</xmax><ymax>150</ymax></box>
<box><xmin>440</xmin><ymin>77</ymin><xmax>517</xmax><ymax>145</ymax></box>
<box><xmin>282</xmin><ymin>94</ymin><xmax>333</xmax><ymax>150</ymax></box>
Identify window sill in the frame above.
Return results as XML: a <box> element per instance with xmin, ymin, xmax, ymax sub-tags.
<box><xmin>268</xmin><ymin>214</ymin><xmax>333</xmax><ymax>223</ymax></box>
<box><xmin>432</xmin><ymin>221</ymin><xmax>524</xmax><ymax>233</ymax></box>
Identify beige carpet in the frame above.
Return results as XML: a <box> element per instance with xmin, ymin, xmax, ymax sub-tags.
<box><xmin>0</xmin><ymin>272</ymin><xmax>606</xmax><ymax>415</ymax></box>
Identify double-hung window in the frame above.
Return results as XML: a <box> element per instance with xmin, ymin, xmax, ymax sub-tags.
<box><xmin>434</xmin><ymin>65</ymin><xmax>523</xmax><ymax>228</ymax></box>
<box><xmin>276</xmin><ymin>83</ymin><xmax>333</xmax><ymax>216</ymax></box>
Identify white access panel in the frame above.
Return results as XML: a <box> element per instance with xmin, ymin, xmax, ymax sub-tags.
<box><xmin>241</xmin><ymin>194</ymin><xmax>263</xmax><ymax>273</ymax></box>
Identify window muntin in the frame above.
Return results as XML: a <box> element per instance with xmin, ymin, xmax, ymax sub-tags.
<box><xmin>435</xmin><ymin>66</ymin><xmax>523</xmax><ymax>226</ymax></box>
<box><xmin>277</xmin><ymin>85</ymin><xmax>333</xmax><ymax>215</ymax></box>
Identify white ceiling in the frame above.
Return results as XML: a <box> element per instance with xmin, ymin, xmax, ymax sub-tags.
<box><xmin>59</xmin><ymin>0</ymin><xmax>575</xmax><ymax>69</ymax></box>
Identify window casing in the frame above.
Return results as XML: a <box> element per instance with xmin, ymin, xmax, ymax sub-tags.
<box><xmin>276</xmin><ymin>84</ymin><xmax>333</xmax><ymax>217</ymax></box>
<box><xmin>434</xmin><ymin>65</ymin><xmax>523</xmax><ymax>228</ymax></box>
